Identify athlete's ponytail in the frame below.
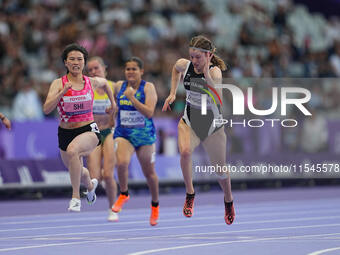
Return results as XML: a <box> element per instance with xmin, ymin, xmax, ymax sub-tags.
<box><xmin>211</xmin><ymin>55</ymin><xmax>227</xmax><ymax>71</ymax></box>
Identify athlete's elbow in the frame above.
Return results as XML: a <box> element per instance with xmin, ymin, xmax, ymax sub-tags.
<box><xmin>145</xmin><ymin>110</ymin><xmax>154</xmax><ymax>119</ymax></box>
<box><xmin>145</xmin><ymin>113</ymin><xmax>153</xmax><ymax>119</ymax></box>
<box><xmin>43</xmin><ymin>104</ymin><xmax>52</xmax><ymax>115</ymax></box>
<box><xmin>43</xmin><ymin>108</ymin><xmax>50</xmax><ymax>115</ymax></box>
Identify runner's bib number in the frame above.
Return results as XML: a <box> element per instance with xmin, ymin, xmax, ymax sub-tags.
<box><xmin>120</xmin><ymin>110</ymin><xmax>145</xmax><ymax>128</ymax></box>
<box><xmin>186</xmin><ymin>91</ymin><xmax>214</xmax><ymax>108</ymax></box>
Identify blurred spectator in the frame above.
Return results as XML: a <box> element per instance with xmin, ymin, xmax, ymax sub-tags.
<box><xmin>300</xmin><ymin>109</ymin><xmax>328</xmax><ymax>153</ymax></box>
<box><xmin>12</xmin><ymin>78</ymin><xmax>44</xmax><ymax>121</ymax></box>
<box><xmin>0</xmin><ymin>0</ymin><xmax>338</xmax><ymax>156</ymax></box>
<box><xmin>330</xmin><ymin>41</ymin><xmax>340</xmax><ymax>77</ymax></box>
<box><xmin>0</xmin><ymin>0</ymin><xmax>338</xmax><ymax>109</ymax></box>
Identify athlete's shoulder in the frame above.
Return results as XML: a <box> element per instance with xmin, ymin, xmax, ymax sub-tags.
<box><xmin>144</xmin><ymin>81</ymin><xmax>155</xmax><ymax>89</ymax></box>
<box><xmin>84</xmin><ymin>75</ymin><xmax>94</xmax><ymax>86</ymax></box>
<box><xmin>50</xmin><ymin>77</ymin><xmax>62</xmax><ymax>87</ymax></box>
<box><xmin>115</xmin><ymin>80</ymin><xmax>124</xmax><ymax>88</ymax></box>
<box><xmin>175</xmin><ymin>58</ymin><xmax>190</xmax><ymax>73</ymax></box>
<box><xmin>46</xmin><ymin>78</ymin><xmax>63</xmax><ymax>94</ymax></box>
<box><xmin>87</xmin><ymin>76</ymin><xmax>94</xmax><ymax>84</ymax></box>
<box><xmin>143</xmin><ymin>81</ymin><xmax>157</xmax><ymax>102</ymax></box>
<box><xmin>53</xmin><ymin>77</ymin><xmax>63</xmax><ymax>83</ymax></box>
<box><xmin>114</xmin><ymin>80</ymin><xmax>125</xmax><ymax>93</ymax></box>
<box><xmin>88</xmin><ymin>76</ymin><xmax>101</xmax><ymax>83</ymax></box>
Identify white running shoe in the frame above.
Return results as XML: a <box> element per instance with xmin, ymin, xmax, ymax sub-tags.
<box><xmin>107</xmin><ymin>209</ymin><xmax>119</xmax><ymax>222</ymax></box>
<box><xmin>84</xmin><ymin>178</ymin><xmax>98</xmax><ymax>205</ymax></box>
<box><xmin>68</xmin><ymin>198</ymin><xmax>81</xmax><ymax>212</ymax></box>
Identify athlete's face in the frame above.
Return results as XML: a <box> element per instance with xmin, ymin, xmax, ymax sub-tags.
<box><xmin>189</xmin><ymin>48</ymin><xmax>207</xmax><ymax>72</ymax></box>
<box><xmin>64</xmin><ymin>51</ymin><xmax>85</xmax><ymax>74</ymax></box>
<box><xmin>125</xmin><ymin>61</ymin><xmax>143</xmax><ymax>83</ymax></box>
<box><xmin>87</xmin><ymin>60</ymin><xmax>106</xmax><ymax>78</ymax></box>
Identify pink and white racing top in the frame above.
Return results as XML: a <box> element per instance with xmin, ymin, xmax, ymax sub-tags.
<box><xmin>57</xmin><ymin>75</ymin><xmax>94</xmax><ymax>123</ymax></box>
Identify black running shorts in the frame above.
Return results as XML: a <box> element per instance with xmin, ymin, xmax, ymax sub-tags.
<box><xmin>58</xmin><ymin>123</ymin><xmax>101</xmax><ymax>151</ymax></box>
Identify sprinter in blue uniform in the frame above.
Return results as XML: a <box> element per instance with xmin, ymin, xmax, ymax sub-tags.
<box><xmin>112</xmin><ymin>57</ymin><xmax>159</xmax><ymax>226</ymax></box>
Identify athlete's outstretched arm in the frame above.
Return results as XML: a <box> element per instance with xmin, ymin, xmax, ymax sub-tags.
<box><xmin>162</xmin><ymin>58</ymin><xmax>189</xmax><ymax>111</ymax></box>
<box><xmin>91</xmin><ymin>77</ymin><xmax>117</xmax><ymax>114</ymax></box>
<box><xmin>43</xmin><ymin>79</ymin><xmax>70</xmax><ymax>114</ymax></box>
<box><xmin>124</xmin><ymin>82</ymin><xmax>157</xmax><ymax>119</ymax></box>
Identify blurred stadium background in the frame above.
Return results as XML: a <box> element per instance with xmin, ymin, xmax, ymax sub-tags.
<box><xmin>0</xmin><ymin>0</ymin><xmax>340</xmax><ymax>199</ymax></box>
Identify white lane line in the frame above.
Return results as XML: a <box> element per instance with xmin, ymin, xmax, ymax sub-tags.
<box><xmin>28</xmin><ymin>224</ymin><xmax>340</xmax><ymax>242</ymax></box>
<box><xmin>2</xmin><ymin>206</ymin><xmax>340</xmax><ymax>228</ymax></box>
<box><xmin>6</xmin><ymin>223</ymin><xmax>340</xmax><ymax>242</ymax></box>
<box><xmin>308</xmin><ymin>247</ymin><xmax>340</xmax><ymax>255</ymax></box>
<box><xmin>128</xmin><ymin>233</ymin><xmax>340</xmax><ymax>255</ymax></box>
<box><xmin>1</xmin><ymin>215</ymin><xmax>340</xmax><ymax>240</ymax></box>
<box><xmin>1</xmin><ymin>214</ymin><xmax>340</xmax><ymax>233</ymax></box>
<box><xmin>0</xmin><ymin>232</ymin><xmax>339</xmax><ymax>253</ymax></box>
<box><xmin>127</xmin><ymin>223</ymin><xmax>340</xmax><ymax>241</ymax></box>
<box><xmin>0</xmin><ymin>238</ymin><xmax>122</xmax><ymax>252</ymax></box>
<box><xmin>2</xmin><ymin>207</ymin><xmax>340</xmax><ymax>226</ymax></box>
<box><xmin>1</xmin><ymin>197</ymin><xmax>339</xmax><ymax>222</ymax></box>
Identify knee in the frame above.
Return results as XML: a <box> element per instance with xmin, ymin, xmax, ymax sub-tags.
<box><xmin>66</xmin><ymin>145</ymin><xmax>79</xmax><ymax>158</ymax></box>
<box><xmin>116</xmin><ymin>161</ymin><xmax>129</xmax><ymax>171</ymax></box>
<box><xmin>180</xmin><ymin>148</ymin><xmax>191</xmax><ymax>159</ymax></box>
<box><xmin>102</xmin><ymin>172</ymin><xmax>114</xmax><ymax>181</ymax></box>
<box><xmin>145</xmin><ymin>171</ymin><xmax>158</xmax><ymax>181</ymax></box>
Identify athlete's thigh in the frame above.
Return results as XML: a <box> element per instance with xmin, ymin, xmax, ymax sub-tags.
<box><xmin>136</xmin><ymin>144</ymin><xmax>156</xmax><ymax>172</ymax></box>
<box><xmin>178</xmin><ymin>119</ymin><xmax>200</xmax><ymax>154</ymax></box>
<box><xmin>102</xmin><ymin>133</ymin><xmax>115</xmax><ymax>175</ymax></box>
<box><xmin>67</xmin><ymin>131</ymin><xmax>99</xmax><ymax>157</ymax></box>
<box><xmin>60</xmin><ymin>149</ymin><xmax>70</xmax><ymax>168</ymax></box>
<box><xmin>114</xmin><ymin>137</ymin><xmax>135</xmax><ymax>165</ymax></box>
<box><xmin>202</xmin><ymin>127</ymin><xmax>227</xmax><ymax>165</ymax></box>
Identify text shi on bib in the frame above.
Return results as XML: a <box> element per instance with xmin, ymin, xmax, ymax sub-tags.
<box><xmin>63</xmin><ymin>92</ymin><xmax>92</xmax><ymax>116</ymax></box>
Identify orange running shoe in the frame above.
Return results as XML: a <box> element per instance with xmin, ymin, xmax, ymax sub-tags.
<box><xmin>112</xmin><ymin>194</ymin><xmax>130</xmax><ymax>213</ymax></box>
<box><xmin>183</xmin><ymin>193</ymin><xmax>195</xmax><ymax>217</ymax></box>
<box><xmin>150</xmin><ymin>205</ymin><xmax>159</xmax><ymax>226</ymax></box>
<box><xmin>224</xmin><ymin>200</ymin><xmax>235</xmax><ymax>225</ymax></box>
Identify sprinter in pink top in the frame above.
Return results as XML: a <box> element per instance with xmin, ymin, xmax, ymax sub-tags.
<box><xmin>57</xmin><ymin>74</ymin><xmax>94</xmax><ymax>123</ymax></box>
<box><xmin>43</xmin><ymin>43</ymin><xmax>116</xmax><ymax>212</ymax></box>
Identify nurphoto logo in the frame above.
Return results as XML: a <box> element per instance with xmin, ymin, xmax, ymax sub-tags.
<box><xmin>201</xmin><ymin>83</ymin><xmax>312</xmax><ymax>128</ymax></box>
